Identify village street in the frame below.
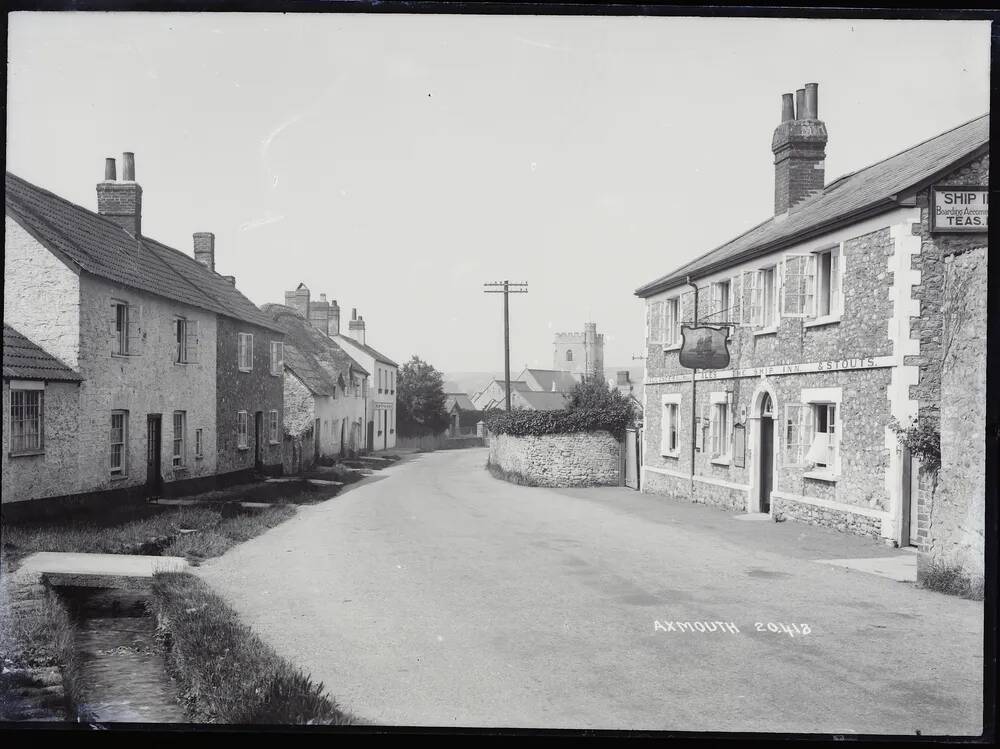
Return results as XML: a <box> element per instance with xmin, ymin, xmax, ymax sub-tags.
<box><xmin>197</xmin><ymin>449</ymin><xmax>983</xmax><ymax>734</ymax></box>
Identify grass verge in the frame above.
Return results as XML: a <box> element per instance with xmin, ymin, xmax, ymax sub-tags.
<box><xmin>150</xmin><ymin>572</ymin><xmax>358</xmax><ymax>725</ymax></box>
<box><xmin>917</xmin><ymin>561</ymin><xmax>985</xmax><ymax>601</ymax></box>
<box><xmin>3</xmin><ymin>504</ymin><xmax>296</xmax><ymax>571</ymax></box>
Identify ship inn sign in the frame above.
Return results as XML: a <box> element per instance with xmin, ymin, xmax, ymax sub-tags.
<box><xmin>647</xmin><ymin>354</ymin><xmax>894</xmax><ymax>385</ymax></box>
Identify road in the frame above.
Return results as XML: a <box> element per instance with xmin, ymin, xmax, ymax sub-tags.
<box><xmin>197</xmin><ymin>449</ymin><xmax>984</xmax><ymax>734</ymax></box>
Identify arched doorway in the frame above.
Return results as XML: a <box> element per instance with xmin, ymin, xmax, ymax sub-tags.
<box><xmin>759</xmin><ymin>393</ymin><xmax>775</xmax><ymax>513</ymax></box>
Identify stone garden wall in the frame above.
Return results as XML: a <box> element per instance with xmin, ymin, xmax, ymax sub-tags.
<box><xmin>488</xmin><ymin>431</ymin><xmax>621</xmax><ymax>487</ymax></box>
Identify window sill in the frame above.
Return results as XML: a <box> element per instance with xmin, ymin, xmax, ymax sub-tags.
<box><xmin>752</xmin><ymin>326</ymin><xmax>778</xmax><ymax>337</ymax></box>
<box><xmin>803</xmin><ymin>316</ymin><xmax>841</xmax><ymax>329</ymax></box>
<box><xmin>710</xmin><ymin>456</ymin><xmax>731</xmax><ymax>467</ymax></box>
<box><xmin>661</xmin><ymin>343</ymin><xmax>682</xmax><ymax>352</ymax></box>
<box><xmin>804</xmin><ymin>470</ymin><xmax>838</xmax><ymax>483</ymax></box>
<box><xmin>174</xmin><ymin>361</ymin><xmax>192</xmax><ymax>366</ymax></box>
<box><xmin>9</xmin><ymin>449</ymin><xmax>45</xmax><ymax>458</ymax></box>
<box><xmin>109</xmin><ymin>474</ymin><xmax>129</xmax><ymax>482</ymax></box>
<box><xmin>172</xmin><ymin>466</ymin><xmax>189</xmax><ymax>474</ymax></box>
<box><xmin>269</xmin><ymin>440</ymin><xmax>280</xmax><ymax>446</ymax></box>
<box><xmin>238</xmin><ymin>367</ymin><xmax>253</xmax><ymax>373</ymax></box>
<box><xmin>237</xmin><ymin>446</ymin><xmax>250</xmax><ymax>451</ymax></box>
<box><xmin>660</xmin><ymin>451</ymin><xmax>681</xmax><ymax>459</ymax></box>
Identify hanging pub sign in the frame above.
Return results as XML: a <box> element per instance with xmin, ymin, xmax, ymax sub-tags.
<box><xmin>679</xmin><ymin>325</ymin><xmax>731</xmax><ymax>370</ymax></box>
<box><xmin>931</xmin><ymin>186</ymin><xmax>988</xmax><ymax>233</ymax></box>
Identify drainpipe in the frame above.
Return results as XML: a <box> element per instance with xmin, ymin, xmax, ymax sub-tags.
<box><xmin>686</xmin><ymin>276</ymin><xmax>699</xmax><ymax>497</ymax></box>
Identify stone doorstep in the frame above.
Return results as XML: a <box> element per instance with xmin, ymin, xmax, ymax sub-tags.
<box><xmin>306</xmin><ymin>479</ymin><xmax>344</xmax><ymax>487</ymax></box>
<box><xmin>810</xmin><ymin>555</ymin><xmax>917</xmax><ymax>583</ymax></box>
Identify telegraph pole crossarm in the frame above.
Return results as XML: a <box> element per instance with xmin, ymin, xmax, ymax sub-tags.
<box><xmin>483</xmin><ymin>280</ymin><xmax>528</xmax><ymax>411</ymax></box>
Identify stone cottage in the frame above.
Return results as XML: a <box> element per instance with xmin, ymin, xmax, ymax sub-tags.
<box><xmin>3</xmin><ymin>154</ymin><xmax>284</xmax><ymax>514</ymax></box>
<box><xmin>634</xmin><ymin>83</ymin><xmax>987</xmax><ymax>564</ymax></box>
<box><xmin>262</xmin><ymin>302</ymin><xmax>369</xmax><ymax>473</ymax></box>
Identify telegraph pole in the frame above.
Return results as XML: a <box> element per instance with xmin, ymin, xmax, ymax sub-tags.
<box><xmin>483</xmin><ymin>280</ymin><xmax>528</xmax><ymax>410</ymax></box>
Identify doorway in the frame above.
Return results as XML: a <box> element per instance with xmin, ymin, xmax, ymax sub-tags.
<box><xmin>383</xmin><ymin>410</ymin><xmax>389</xmax><ymax>449</ymax></box>
<box><xmin>254</xmin><ymin>411</ymin><xmax>263</xmax><ymax>470</ymax></box>
<box><xmin>900</xmin><ymin>447</ymin><xmax>920</xmax><ymax>547</ymax></box>
<box><xmin>759</xmin><ymin>393</ymin><xmax>774</xmax><ymax>513</ymax></box>
<box><xmin>146</xmin><ymin>414</ymin><xmax>162</xmax><ymax>498</ymax></box>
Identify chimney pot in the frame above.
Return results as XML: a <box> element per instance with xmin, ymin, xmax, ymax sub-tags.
<box><xmin>122</xmin><ymin>152</ymin><xmax>136</xmax><ymax>181</ymax></box>
<box><xmin>223</xmin><ymin>275</ymin><xmax>236</xmax><ymax>286</ymax></box>
<box><xmin>104</xmin><ymin>158</ymin><xmax>117</xmax><ymax>181</ymax></box>
<box><xmin>781</xmin><ymin>93</ymin><xmax>795</xmax><ymax>123</ymax></box>
<box><xmin>352</xmin><ymin>308</ymin><xmax>357</xmax><ymax>320</ymax></box>
<box><xmin>804</xmin><ymin>82</ymin><xmax>818</xmax><ymax>120</ymax></box>
<box><xmin>319</xmin><ymin>293</ymin><xmax>327</xmax><ymax>302</ymax></box>
<box><xmin>794</xmin><ymin>89</ymin><xmax>806</xmax><ymax>120</ymax></box>
<box><xmin>193</xmin><ymin>232</ymin><xmax>215</xmax><ymax>272</ymax></box>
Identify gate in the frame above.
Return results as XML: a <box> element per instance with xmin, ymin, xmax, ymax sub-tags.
<box><xmin>624</xmin><ymin>427</ymin><xmax>642</xmax><ymax>490</ymax></box>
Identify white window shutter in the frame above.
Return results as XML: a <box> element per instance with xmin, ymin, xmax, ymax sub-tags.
<box><xmin>784</xmin><ymin>403</ymin><xmax>803</xmax><ymax>465</ymax></box>
<box><xmin>805</xmin><ymin>254</ymin><xmax>817</xmax><ymax>318</ymax></box>
<box><xmin>660</xmin><ymin>400</ymin><xmax>670</xmax><ymax>455</ymax></box>
<box><xmin>830</xmin><ymin>251</ymin><xmax>841</xmax><ymax>315</ymax></box>
<box><xmin>781</xmin><ymin>256</ymin><xmax>810</xmax><ymax>317</ymax></box>
<box><xmin>730</xmin><ymin>276</ymin><xmax>741</xmax><ymax>322</ymax></box>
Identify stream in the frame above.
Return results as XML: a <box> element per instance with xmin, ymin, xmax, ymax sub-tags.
<box><xmin>60</xmin><ymin>587</ymin><xmax>187</xmax><ymax>723</ymax></box>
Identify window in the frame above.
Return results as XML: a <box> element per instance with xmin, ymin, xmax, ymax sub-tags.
<box><xmin>112</xmin><ymin>302</ymin><xmax>142</xmax><ymax>356</ymax></box>
<box><xmin>663</xmin><ymin>297</ymin><xmax>680</xmax><ymax>346</ymax></box>
<box><xmin>237</xmin><ymin>410</ymin><xmax>249</xmax><ymax>449</ymax></box>
<box><xmin>238</xmin><ymin>333</ymin><xmax>254</xmax><ymax>371</ymax></box>
<box><xmin>10</xmin><ymin>389</ymin><xmax>43</xmax><ymax>453</ymax></box>
<box><xmin>566</xmin><ymin>349</ymin><xmax>574</xmax><ymax>362</ymax></box>
<box><xmin>390</xmin><ymin>370</ymin><xmax>395</xmax><ymax>394</ymax></box>
<box><xmin>815</xmin><ymin>248</ymin><xmax>840</xmax><ymax>318</ymax></box>
<box><xmin>710</xmin><ymin>396</ymin><xmax>731</xmax><ymax>460</ymax></box>
<box><xmin>175</xmin><ymin>318</ymin><xmax>199</xmax><ymax>364</ymax></box>
<box><xmin>269</xmin><ymin>410</ymin><xmax>279</xmax><ymax>444</ymax></box>
<box><xmin>379</xmin><ymin>368</ymin><xmax>383</xmax><ymax>393</ymax></box>
<box><xmin>805</xmin><ymin>404</ymin><xmax>837</xmax><ymax>469</ymax></box>
<box><xmin>110</xmin><ymin>411</ymin><xmax>128</xmax><ymax>476</ymax></box>
<box><xmin>172</xmin><ymin>411</ymin><xmax>186</xmax><ymax>467</ymax></box>
<box><xmin>195</xmin><ymin>428</ymin><xmax>203</xmax><ymax>459</ymax></box>
<box><xmin>710</xmin><ymin>280</ymin><xmax>731</xmax><ymax>322</ymax></box>
<box><xmin>660</xmin><ymin>396</ymin><xmax>681</xmax><ymax>456</ymax></box>
<box><xmin>269</xmin><ymin>341</ymin><xmax>284</xmax><ymax>376</ymax></box>
<box><xmin>781</xmin><ymin>255</ymin><xmax>816</xmax><ymax>317</ymax></box>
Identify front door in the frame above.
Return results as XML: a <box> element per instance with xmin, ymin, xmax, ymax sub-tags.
<box><xmin>146</xmin><ymin>415</ymin><xmax>162</xmax><ymax>497</ymax></box>
<box><xmin>759</xmin><ymin>394</ymin><xmax>774</xmax><ymax>513</ymax></box>
<box><xmin>367</xmin><ymin>420</ymin><xmax>375</xmax><ymax>452</ymax></box>
<box><xmin>383</xmin><ymin>410</ymin><xmax>389</xmax><ymax>449</ymax></box>
<box><xmin>314</xmin><ymin>417</ymin><xmax>321</xmax><ymax>462</ymax></box>
<box><xmin>254</xmin><ymin>411</ymin><xmax>263</xmax><ymax>470</ymax></box>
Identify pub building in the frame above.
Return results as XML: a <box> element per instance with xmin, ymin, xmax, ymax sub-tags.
<box><xmin>635</xmin><ymin>83</ymin><xmax>988</xmax><ymax>550</ymax></box>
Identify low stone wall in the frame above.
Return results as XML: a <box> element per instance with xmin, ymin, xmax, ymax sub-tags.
<box><xmin>643</xmin><ymin>469</ymin><xmax>748</xmax><ymax>511</ymax></box>
<box><xmin>397</xmin><ymin>433</ymin><xmax>485</xmax><ymax>451</ymax></box>
<box><xmin>488</xmin><ymin>431</ymin><xmax>621</xmax><ymax>487</ymax></box>
<box><xmin>772</xmin><ymin>495</ymin><xmax>882</xmax><ymax>539</ymax></box>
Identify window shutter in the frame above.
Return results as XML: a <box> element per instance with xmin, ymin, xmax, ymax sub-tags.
<box><xmin>830</xmin><ymin>251</ymin><xmax>841</xmax><ymax>315</ymax></box>
<box><xmin>805</xmin><ymin>254</ymin><xmax>817</xmax><ymax>318</ymax></box>
<box><xmin>660</xmin><ymin>398</ymin><xmax>670</xmax><ymax>455</ymax></box>
<box><xmin>784</xmin><ymin>403</ymin><xmax>803</xmax><ymax>465</ymax></box>
<box><xmin>741</xmin><ymin>272</ymin><xmax>756</xmax><ymax>325</ymax></box>
<box><xmin>729</xmin><ymin>276</ymin><xmax>741</xmax><ymax>322</ymax></box>
<box><xmin>186</xmin><ymin>320</ymin><xmax>199</xmax><ymax>364</ymax></box>
<box><xmin>127</xmin><ymin>304</ymin><xmax>143</xmax><ymax>355</ymax></box>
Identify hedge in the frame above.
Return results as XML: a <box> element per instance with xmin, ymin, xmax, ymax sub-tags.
<box><xmin>483</xmin><ymin>407</ymin><xmax>632</xmax><ymax>441</ymax></box>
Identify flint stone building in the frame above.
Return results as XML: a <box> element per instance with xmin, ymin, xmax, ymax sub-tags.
<box><xmin>635</xmin><ymin>84</ymin><xmax>987</xmax><ymax>565</ymax></box>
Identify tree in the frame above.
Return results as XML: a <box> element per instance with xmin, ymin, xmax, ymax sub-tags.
<box><xmin>396</xmin><ymin>355</ymin><xmax>450</xmax><ymax>438</ymax></box>
<box><xmin>566</xmin><ymin>377</ymin><xmax>630</xmax><ymax>412</ymax></box>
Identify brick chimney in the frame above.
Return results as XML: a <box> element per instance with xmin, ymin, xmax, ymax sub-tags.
<box><xmin>309</xmin><ymin>293</ymin><xmax>331</xmax><ymax>336</ymax></box>
<box><xmin>193</xmin><ymin>232</ymin><xmax>215</xmax><ymax>271</ymax></box>
<box><xmin>616</xmin><ymin>370</ymin><xmax>631</xmax><ymax>386</ymax></box>
<box><xmin>222</xmin><ymin>275</ymin><xmax>236</xmax><ymax>286</ymax></box>
<box><xmin>284</xmin><ymin>283</ymin><xmax>310</xmax><ymax>318</ymax></box>
<box><xmin>97</xmin><ymin>152</ymin><xmax>142</xmax><ymax>236</ymax></box>
<box><xmin>771</xmin><ymin>82</ymin><xmax>827</xmax><ymax>214</ymax></box>
<box><xmin>347</xmin><ymin>308</ymin><xmax>367</xmax><ymax>346</ymax></box>
<box><xmin>329</xmin><ymin>298</ymin><xmax>341</xmax><ymax>336</ymax></box>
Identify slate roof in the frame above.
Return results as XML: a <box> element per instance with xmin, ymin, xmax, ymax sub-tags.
<box><xmin>445</xmin><ymin>393</ymin><xmax>476</xmax><ymax>411</ymax></box>
<box><xmin>262</xmin><ymin>304</ymin><xmax>369</xmax><ymax>397</ymax></box>
<box><xmin>513</xmin><ymin>390</ymin><xmax>570</xmax><ymax>411</ymax></box>
<box><xmin>636</xmin><ymin>113</ymin><xmax>990</xmax><ymax>297</ymax></box>
<box><xmin>3</xmin><ymin>325</ymin><xmax>82</xmax><ymax>382</ymax></box>
<box><xmin>518</xmin><ymin>368</ymin><xmax>581</xmax><ymax>393</ymax></box>
<box><xmin>5</xmin><ymin>172</ymin><xmax>282</xmax><ymax>333</ymax></box>
<box><xmin>332</xmin><ymin>334</ymin><xmax>399</xmax><ymax>368</ymax></box>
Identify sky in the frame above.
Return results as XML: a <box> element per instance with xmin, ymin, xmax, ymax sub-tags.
<box><xmin>6</xmin><ymin>13</ymin><xmax>991</xmax><ymax>373</ymax></box>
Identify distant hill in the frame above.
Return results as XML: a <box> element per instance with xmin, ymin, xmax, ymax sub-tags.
<box><xmin>445</xmin><ymin>366</ymin><xmax>644</xmax><ymax>397</ymax></box>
